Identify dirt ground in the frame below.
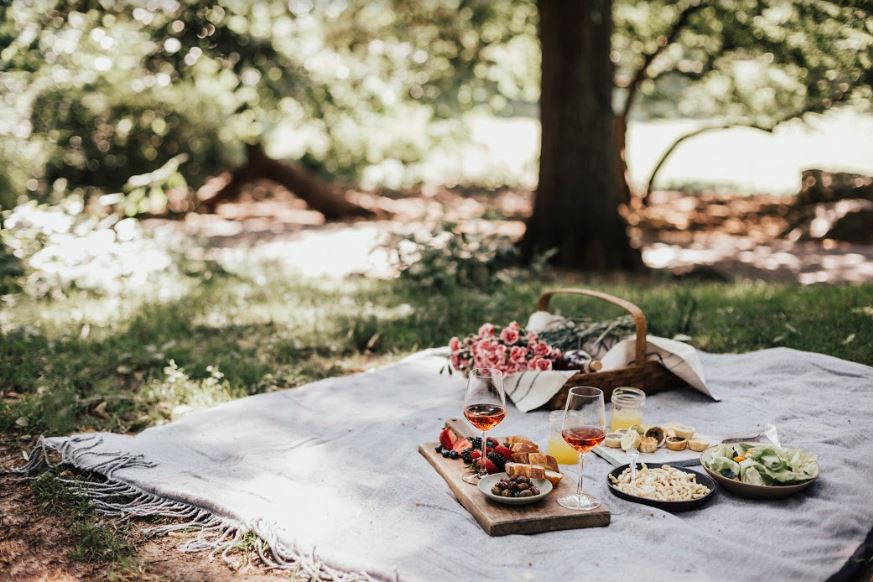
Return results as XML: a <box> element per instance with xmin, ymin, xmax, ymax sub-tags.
<box><xmin>0</xmin><ymin>439</ymin><xmax>288</xmax><ymax>582</ymax></box>
<box><xmin>0</xmin><ymin>469</ymin><xmax>101</xmax><ymax>581</ymax></box>
<box><xmin>147</xmin><ymin>185</ymin><xmax>873</xmax><ymax>284</ymax></box>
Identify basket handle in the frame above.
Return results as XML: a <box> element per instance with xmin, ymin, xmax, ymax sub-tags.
<box><xmin>537</xmin><ymin>288</ymin><xmax>647</xmax><ymax>365</ymax></box>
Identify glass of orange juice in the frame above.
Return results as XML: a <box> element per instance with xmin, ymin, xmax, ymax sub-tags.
<box><xmin>610</xmin><ymin>387</ymin><xmax>645</xmax><ymax>431</ymax></box>
<box><xmin>547</xmin><ymin>410</ymin><xmax>580</xmax><ymax>465</ymax></box>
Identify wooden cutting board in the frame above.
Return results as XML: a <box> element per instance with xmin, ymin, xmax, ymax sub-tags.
<box><xmin>418</xmin><ymin>418</ymin><xmax>610</xmax><ymax>536</ymax></box>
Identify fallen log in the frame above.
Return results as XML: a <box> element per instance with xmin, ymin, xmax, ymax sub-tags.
<box><xmin>198</xmin><ymin>143</ymin><xmax>373</xmax><ymax>220</ymax></box>
<box><xmin>795</xmin><ymin>169</ymin><xmax>873</xmax><ymax>206</ymax></box>
<box><xmin>784</xmin><ymin>169</ymin><xmax>873</xmax><ymax>242</ymax></box>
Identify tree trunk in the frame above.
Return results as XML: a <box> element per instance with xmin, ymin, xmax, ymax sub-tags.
<box><xmin>200</xmin><ymin>143</ymin><xmax>373</xmax><ymax>219</ymax></box>
<box><xmin>615</xmin><ymin>113</ymin><xmax>633</xmax><ymax>204</ymax></box>
<box><xmin>521</xmin><ymin>0</ymin><xmax>642</xmax><ymax>271</ymax></box>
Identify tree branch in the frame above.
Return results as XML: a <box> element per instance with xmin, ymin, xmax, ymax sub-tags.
<box><xmin>622</xmin><ymin>1</ymin><xmax>707</xmax><ymax>118</ymax></box>
<box><xmin>642</xmin><ymin>122</ymin><xmax>740</xmax><ymax>200</ymax></box>
<box><xmin>649</xmin><ymin>46</ymin><xmax>719</xmax><ymax>85</ymax></box>
<box><xmin>641</xmin><ymin>94</ymin><xmax>851</xmax><ymax>202</ymax></box>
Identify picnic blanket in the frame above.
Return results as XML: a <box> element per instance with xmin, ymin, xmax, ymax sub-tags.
<box><xmin>16</xmin><ymin>348</ymin><xmax>873</xmax><ymax>581</ymax></box>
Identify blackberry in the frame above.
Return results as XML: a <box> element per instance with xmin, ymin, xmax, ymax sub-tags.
<box><xmin>486</xmin><ymin>437</ymin><xmax>499</xmax><ymax>447</ymax></box>
<box><xmin>460</xmin><ymin>451</ymin><xmax>473</xmax><ymax>464</ymax></box>
<box><xmin>470</xmin><ymin>437</ymin><xmax>483</xmax><ymax>449</ymax></box>
<box><xmin>487</xmin><ymin>452</ymin><xmax>506</xmax><ymax>472</ymax></box>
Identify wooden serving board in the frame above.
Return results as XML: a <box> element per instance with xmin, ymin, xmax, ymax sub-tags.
<box><xmin>418</xmin><ymin>419</ymin><xmax>610</xmax><ymax>536</ymax></box>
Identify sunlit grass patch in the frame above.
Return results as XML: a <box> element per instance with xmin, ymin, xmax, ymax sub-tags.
<box><xmin>143</xmin><ymin>361</ymin><xmax>243</xmax><ymax>424</ymax></box>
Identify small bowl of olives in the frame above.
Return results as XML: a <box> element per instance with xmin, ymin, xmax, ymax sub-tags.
<box><xmin>478</xmin><ymin>473</ymin><xmax>553</xmax><ymax>505</ymax></box>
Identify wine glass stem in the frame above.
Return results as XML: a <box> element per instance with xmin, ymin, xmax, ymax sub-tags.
<box><xmin>480</xmin><ymin>430</ymin><xmax>487</xmax><ymax>476</ymax></box>
<box><xmin>576</xmin><ymin>452</ymin><xmax>585</xmax><ymax>500</ymax></box>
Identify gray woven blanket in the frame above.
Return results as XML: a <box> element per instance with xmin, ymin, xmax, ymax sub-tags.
<box><xmin>19</xmin><ymin>348</ymin><xmax>873</xmax><ymax>581</ymax></box>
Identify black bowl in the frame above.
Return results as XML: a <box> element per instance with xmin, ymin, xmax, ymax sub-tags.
<box><xmin>606</xmin><ymin>463</ymin><xmax>717</xmax><ymax>512</ymax></box>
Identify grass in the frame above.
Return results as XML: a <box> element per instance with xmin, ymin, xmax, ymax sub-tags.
<box><xmin>30</xmin><ymin>470</ymin><xmax>144</xmax><ymax>578</ymax></box>
<box><xmin>2</xmin><ymin>271</ymin><xmax>872</xmax><ymax>437</ymax></box>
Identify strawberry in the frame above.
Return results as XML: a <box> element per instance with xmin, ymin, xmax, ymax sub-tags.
<box><xmin>471</xmin><ymin>450</ymin><xmax>481</xmax><ymax>459</ymax></box>
<box><xmin>438</xmin><ymin>428</ymin><xmax>455</xmax><ymax>451</ymax></box>
<box><xmin>452</xmin><ymin>438</ymin><xmax>471</xmax><ymax>453</ymax></box>
<box><xmin>494</xmin><ymin>445</ymin><xmax>514</xmax><ymax>461</ymax></box>
<box><xmin>481</xmin><ymin>458</ymin><xmax>498</xmax><ymax>474</ymax></box>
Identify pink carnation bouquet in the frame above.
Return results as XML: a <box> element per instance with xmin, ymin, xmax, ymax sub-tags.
<box><xmin>447</xmin><ymin>321</ymin><xmax>562</xmax><ymax>375</ymax></box>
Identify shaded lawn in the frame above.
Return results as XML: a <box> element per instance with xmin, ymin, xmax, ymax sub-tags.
<box><xmin>2</xmin><ymin>271</ymin><xmax>872</xmax><ymax>437</ymax></box>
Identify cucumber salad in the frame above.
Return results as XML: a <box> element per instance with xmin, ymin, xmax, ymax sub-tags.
<box><xmin>705</xmin><ymin>443</ymin><xmax>819</xmax><ymax>486</ymax></box>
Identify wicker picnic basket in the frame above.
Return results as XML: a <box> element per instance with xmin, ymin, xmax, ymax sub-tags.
<box><xmin>539</xmin><ymin>288</ymin><xmax>688</xmax><ymax>410</ymax></box>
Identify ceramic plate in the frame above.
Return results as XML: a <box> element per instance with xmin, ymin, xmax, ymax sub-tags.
<box><xmin>700</xmin><ymin>445</ymin><xmax>817</xmax><ymax>499</ymax></box>
<box><xmin>607</xmin><ymin>463</ymin><xmax>717</xmax><ymax>512</ymax></box>
<box><xmin>478</xmin><ymin>473</ymin><xmax>553</xmax><ymax>505</ymax></box>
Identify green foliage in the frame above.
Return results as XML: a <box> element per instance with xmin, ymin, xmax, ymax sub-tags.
<box><xmin>0</xmin><ymin>0</ymin><xmax>537</xmax><ymax>204</ymax></box>
<box><xmin>120</xmin><ymin>154</ymin><xmax>190</xmax><ymax>215</ymax></box>
<box><xmin>386</xmin><ymin>222</ymin><xmax>555</xmax><ymax>289</ymax></box>
<box><xmin>30</xmin><ymin>87</ymin><xmax>232</xmax><ymax>198</ymax></box>
<box><xmin>0</xmin><ymin>237</ymin><xmax>24</xmax><ymax>294</ymax></box>
<box><xmin>538</xmin><ymin>315</ymin><xmax>637</xmax><ymax>353</ymax></box>
<box><xmin>0</xmin><ymin>165</ymin><xmax>20</xmax><ymax>210</ymax></box>
<box><xmin>1</xmin><ymin>0</ymin><xmax>870</xmax><ymax>205</ymax></box>
<box><xmin>143</xmin><ymin>360</ymin><xmax>243</xmax><ymax>424</ymax></box>
<box><xmin>615</xmin><ymin>1</ymin><xmax>873</xmax><ymax>123</ymax></box>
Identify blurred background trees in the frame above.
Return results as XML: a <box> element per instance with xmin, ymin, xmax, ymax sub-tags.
<box><xmin>1</xmin><ymin>0</ymin><xmax>536</xmax><ymax>216</ymax></box>
<box><xmin>1</xmin><ymin>0</ymin><xmax>871</xmax><ymax>268</ymax></box>
<box><xmin>615</xmin><ymin>1</ymin><xmax>873</xmax><ymax>201</ymax></box>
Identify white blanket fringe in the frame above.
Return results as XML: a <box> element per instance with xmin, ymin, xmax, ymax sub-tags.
<box><xmin>10</xmin><ymin>435</ymin><xmax>385</xmax><ymax>582</ymax></box>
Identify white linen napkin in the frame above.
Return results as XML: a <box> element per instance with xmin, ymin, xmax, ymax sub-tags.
<box><xmin>503</xmin><ymin>312</ymin><xmax>720</xmax><ymax>413</ymax></box>
<box><xmin>600</xmin><ymin>335</ymin><xmax>718</xmax><ymax>400</ymax></box>
<box><xmin>501</xmin><ymin>369</ymin><xmax>579</xmax><ymax>413</ymax></box>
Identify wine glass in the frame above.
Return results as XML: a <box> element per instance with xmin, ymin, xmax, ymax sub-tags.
<box><xmin>461</xmin><ymin>368</ymin><xmax>507</xmax><ymax>485</ymax></box>
<box><xmin>558</xmin><ymin>386</ymin><xmax>606</xmax><ymax>511</ymax></box>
